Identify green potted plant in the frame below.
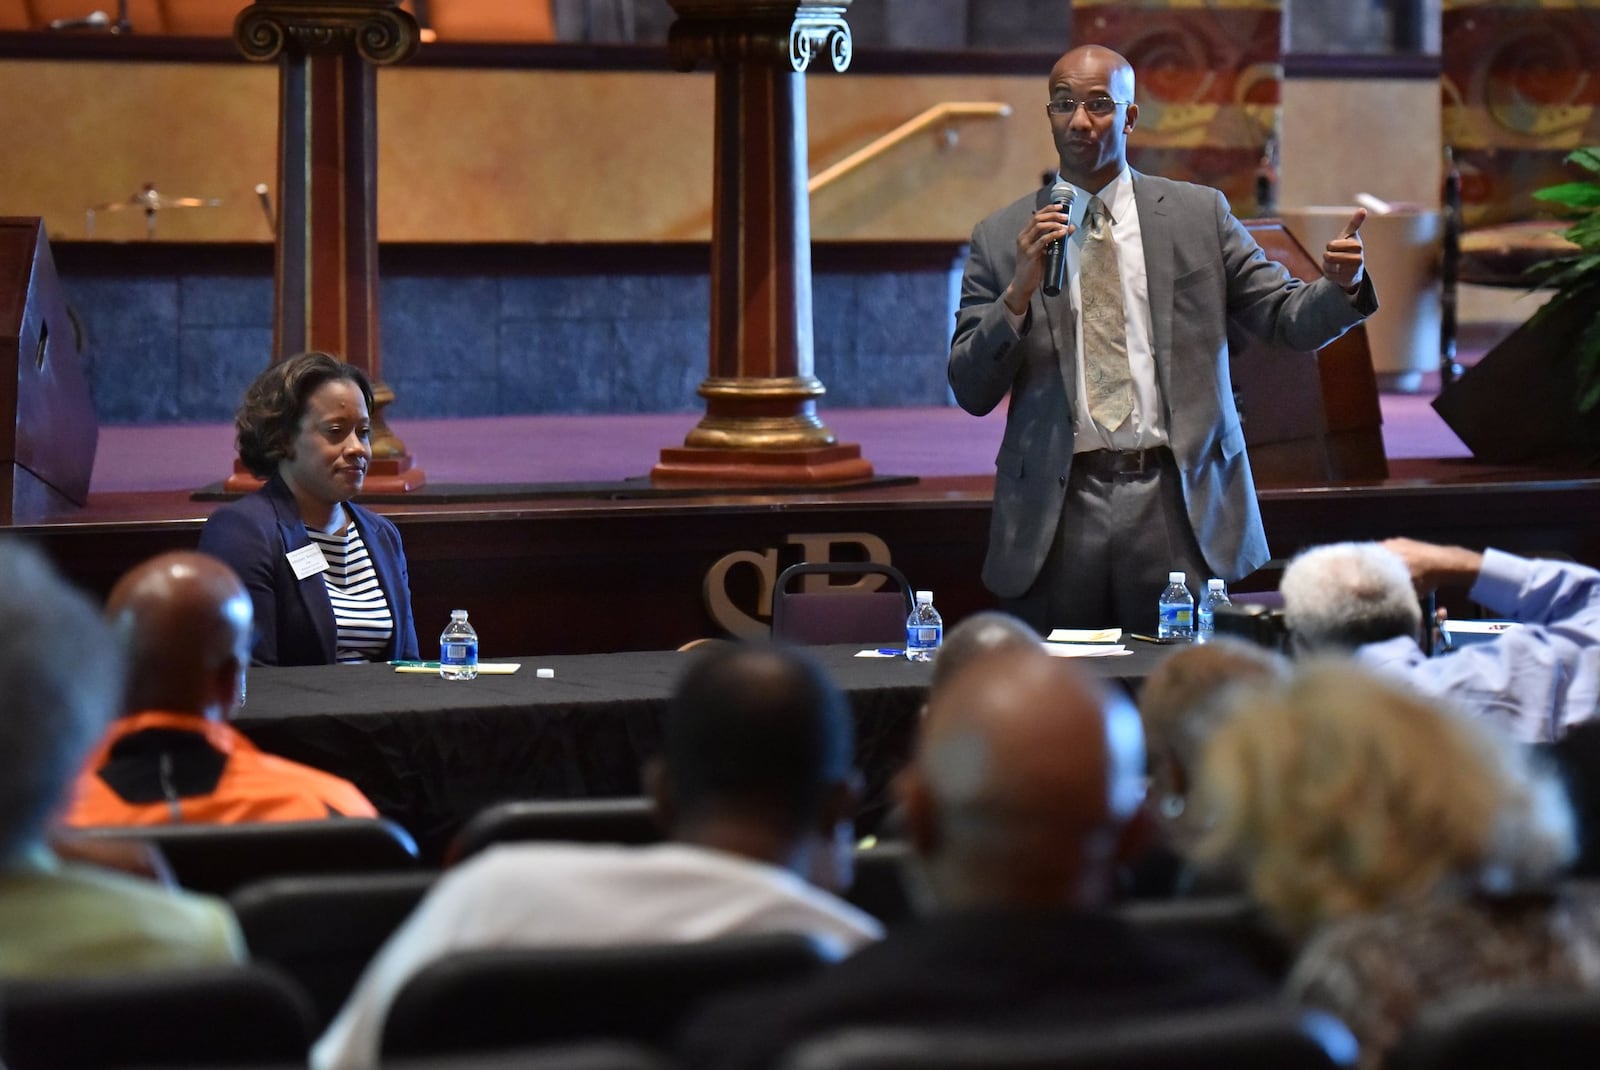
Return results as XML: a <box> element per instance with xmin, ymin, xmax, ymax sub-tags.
<box><xmin>1527</xmin><ymin>146</ymin><xmax>1600</xmax><ymax>416</ymax></box>
<box><xmin>1434</xmin><ymin>146</ymin><xmax>1600</xmax><ymax>467</ymax></box>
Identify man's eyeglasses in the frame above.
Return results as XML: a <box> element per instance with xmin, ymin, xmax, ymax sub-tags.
<box><xmin>1046</xmin><ymin>97</ymin><xmax>1130</xmax><ymax>117</ymax></box>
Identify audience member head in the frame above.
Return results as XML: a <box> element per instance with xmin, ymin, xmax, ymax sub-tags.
<box><xmin>1280</xmin><ymin>541</ymin><xmax>1423</xmax><ymax>654</ymax></box>
<box><xmin>234</xmin><ymin>352</ymin><xmax>374</xmax><ymax>524</ymax></box>
<box><xmin>1049</xmin><ymin>44</ymin><xmax>1139</xmax><ymax>193</ymax></box>
<box><xmin>1138</xmin><ymin>638</ymin><xmax>1290</xmax><ymax>848</ymax></box>
<box><xmin>1194</xmin><ymin>662</ymin><xmax>1574</xmax><ymax>939</ymax></box>
<box><xmin>105</xmin><ymin>551</ymin><xmax>254</xmax><ymax>721</ymax></box>
<box><xmin>929</xmin><ymin>611</ymin><xmax>1040</xmax><ymax>695</ymax></box>
<box><xmin>652</xmin><ymin>643</ymin><xmax>857</xmax><ymax>889</ymax></box>
<box><xmin>899</xmin><ymin>647</ymin><xmax>1146</xmax><ymax>911</ymax></box>
<box><xmin>0</xmin><ymin>542</ymin><xmax>126</xmax><ymax>864</ymax></box>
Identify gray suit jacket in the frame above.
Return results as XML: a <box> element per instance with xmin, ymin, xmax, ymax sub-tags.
<box><xmin>948</xmin><ymin>172</ymin><xmax>1378</xmax><ymax>598</ymax></box>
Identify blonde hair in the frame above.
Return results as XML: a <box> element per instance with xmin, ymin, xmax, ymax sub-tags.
<box><xmin>1193</xmin><ymin>661</ymin><xmax>1574</xmax><ymax>938</ymax></box>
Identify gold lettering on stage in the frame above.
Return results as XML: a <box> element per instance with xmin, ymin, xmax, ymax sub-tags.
<box><xmin>702</xmin><ymin>548</ymin><xmax>779</xmax><ymax>639</ymax></box>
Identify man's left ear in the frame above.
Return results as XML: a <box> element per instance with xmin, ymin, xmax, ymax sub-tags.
<box><xmin>1125</xmin><ymin>103</ymin><xmax>1138</xmax><ymax>133</ymax></box>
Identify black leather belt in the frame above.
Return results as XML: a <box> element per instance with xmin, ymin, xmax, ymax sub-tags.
<box><xmin>1074</xmin><ymin>447</ymin><xmax>1168</xmax><ymax>478</ymax></box>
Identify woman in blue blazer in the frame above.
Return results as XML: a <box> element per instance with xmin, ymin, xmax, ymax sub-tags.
<box><xmin>199</xmin><ymin>352</ymin><xmax>419</xmax><ymax>666</ymax></box>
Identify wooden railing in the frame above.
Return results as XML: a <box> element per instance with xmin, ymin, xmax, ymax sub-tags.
<box><xmin>807</xmin><ymin>101</ymin><xmax>1013</xmax><ymax>196</ymax></box>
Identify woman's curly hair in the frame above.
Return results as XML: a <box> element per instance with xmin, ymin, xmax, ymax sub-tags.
<box><xmin>235</xmin><ymin>352</ymin><xmax>374</xmax><ymax>478</ymax></box>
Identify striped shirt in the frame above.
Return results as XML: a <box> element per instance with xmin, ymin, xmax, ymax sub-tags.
<box><xmin>306</xmin><ymin>525</ymin><xmax>394</xmax><ymax>663</ymax></box>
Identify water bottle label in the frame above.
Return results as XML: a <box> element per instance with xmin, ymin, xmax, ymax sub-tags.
<box><xmin>908</xmin><ymin>625</ymin><xmax>942</xmax><ymax>646</ymax></box>
<box><xmin>443</xmin><ymin>641</ymin><xmax>477</xmax><ymax>663</ymax></box>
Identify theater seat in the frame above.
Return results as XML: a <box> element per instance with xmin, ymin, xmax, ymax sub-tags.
<box><xmin>777</xmin><ymin>1004</ymin><xmax>1358</xmax><ymax>1069</ymax></box>
<box><xmin>1388</xmin><ymin>988</ymin><xmax>1600</xmax><ymax>1070</ymax></box>
<box><xmin>65</xmin><ymin>818</ymin><xmax>420</xmax><ymax>895</ymax></box>
<box><xmin>229</xmin><ymin>870</ymin><xmax>437</xmax><ymax>1029</ymax></box>
<box><xmin>0</xmin><ymin>963</ymin><xmax>315</xmax><ymax>1070</ymax></box>
<box><xmin>1117</xmin><ymin>896</ymin><xmax>1295</xmax><ymax>982</ymax></box>
<box><xmin>381</xmin><ymin>932</ymin><xmax>839</xmax><ymax>1060</ymax></box>
<box><xmin>846</xmin><ymin>840</ymin><xmax>916</xmax><ymax>927</ymax></box>
<box><xmin>444</xmin><ymin>797</ymin><xmax>661</xmax><ymax>866</ymax></box>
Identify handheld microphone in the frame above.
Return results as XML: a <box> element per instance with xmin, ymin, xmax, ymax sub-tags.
<box><xmin>1042</xmin><ymin>180</ymin><xmax>1074</xmax><ymax>298</ymax></box>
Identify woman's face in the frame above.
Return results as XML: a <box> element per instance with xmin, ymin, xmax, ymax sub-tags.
<box><xmin>278</xmin><ymin>379</ymin><xmax>371</xmax><ymax>507</ymax></box>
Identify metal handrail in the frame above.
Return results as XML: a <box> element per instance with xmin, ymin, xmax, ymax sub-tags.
<box><xmin>807</xmin><ymin>101</ymin><xmax>1013</xmax><ymax>195</ymax></box>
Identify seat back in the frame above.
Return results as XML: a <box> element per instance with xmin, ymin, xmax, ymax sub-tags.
<box><xmin>229</xmin><ymin>870</ymin><xmax>437</xmax><ymax>1029</ymax></box>
<box><xmin>1389</xmin><ymin>987</ymin><xmax>1600</xmax><ymax>1070</ymax></box>
<box><xmin>0</xmin><ymin>963</ymin><xmax>315</xmax><ymax>1070</ymax></box>
<box><xmin>68</xmin><ymin>818</ymin><xmax>420</xmax><ymax>895</ymax></box>
<box><xmin>779</xmin><ymin>1004</ymin><xmax>1358</xmax><ymax>1069</ymax></box>
<box><xmin>381</xmin><ymin>932</ymin><xmax>838</xmax><ymax>1059</ymax></box>
<box><xmin>445</xmin><ymin>797</ymin><xmax>662</xmax><ymax>866</ymax></box>
<box><xmin>771</xmin><ymin>562</ymin><xmax>914</xmax><ymax>646</ymax></box>
<box><xmin>845</xmin><ymin>841</ymin><xmax>916</xmax><ymax>928</ymax></box>
<box><xmin>1117</xmin><ymin>896</ymin><xmax>1295</xmax><ymax>982</ymax></box>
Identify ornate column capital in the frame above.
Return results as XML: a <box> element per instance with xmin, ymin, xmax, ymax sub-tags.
<box><xmin>234</xmin><ymin>0</ymin><xmax>420</xmax><ymax>65</ymax></box>
<box><xmin>667</xmin><ymin>0</ymin><xmax>852</xmax><ymax>74</ymax></box>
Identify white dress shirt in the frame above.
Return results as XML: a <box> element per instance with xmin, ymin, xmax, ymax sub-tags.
<box><xmin>1006</xmin><ymin>167</ymin><xmax>1168</xmax><ymax>452</ymax></box>
<box><xmin>311</xmin><ymin>842</ymin><xmax>883</xmax><ymax>1070</ymax></box>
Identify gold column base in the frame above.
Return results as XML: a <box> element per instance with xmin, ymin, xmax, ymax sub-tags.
<box><xmin>652</xmin><ymin>443</ymin><xmax>874</xmax><ymax>486</ymax></box>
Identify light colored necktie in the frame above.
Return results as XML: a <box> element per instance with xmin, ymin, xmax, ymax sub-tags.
<box><xmin>1080</xmin><ymin>194</ymin><xmax>1134</xmax><ymax>431</ymax></box>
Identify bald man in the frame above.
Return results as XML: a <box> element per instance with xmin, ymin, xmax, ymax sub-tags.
<box><xmin>950</xmin><ymin>44</ymin><xmax>1375</xmax><ymax>634</ymax></box>
<box><xmin>683</xmin><ymin>649</ymin><xmax>1267</xmax><ymax>1068</ymax></box>
<box><xmin>62</xmin><ymin>551</ymin><xmax>376</xmax><ymax>826</ymax></box>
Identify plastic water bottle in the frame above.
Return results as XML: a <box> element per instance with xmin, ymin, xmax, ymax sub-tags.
<box><xmin>439</xmin><ymin>609</ymin><xmax>479</xmax><ymax>681</ymax></box>
<box><xmin>1196</xmin><ymin>578</ymin><xmax>1230</xmax><ymax>644</ymax></box>
<box><xmin>905</xmin><ymin>590</ymin><xmax>943</xmax><ymax>662</ymax></box>
<box><xmin>1157</xmin><ymin>572</ymin><xmax>1194</xmax><ymax>641</ymax></box>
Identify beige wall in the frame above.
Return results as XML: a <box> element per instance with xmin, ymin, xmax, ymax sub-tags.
<box><xmin>0</xmin><ymin>60</ymin><xmax>1049</xmax><ymax>244</ymax></box>
<box><xmin>1279</xmin><ymin>77</ymin><xmax>1442</xmax><ymax>210</ymax></box>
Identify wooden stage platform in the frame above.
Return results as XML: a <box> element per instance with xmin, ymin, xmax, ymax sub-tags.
<box><xmin>9</xmin><ymin>405</ymin><xmax>1600</xmax><ymax>656</ymax></box>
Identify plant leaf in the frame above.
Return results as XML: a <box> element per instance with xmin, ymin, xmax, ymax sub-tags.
<box><xmin>1562</xmin><ymin>214</ymin><xmax>1600</xmax><ymax>251</ymax></box>
<box><xmin>1532</xmin><ymin>182</ymin><xmax>1600</xmax><ymax>209</ymax></box>
<box><xmin>1567</xmin><ymin>146</ymin><xmax>1600</xmax><ymax>176</ymax></box>
<box><xmin>1575</xmin><ymin>308</ymin><xmax>1600</xmax><ymax>414</ymax></box>
<box><xmin>1529</xmin><ymin>254</ymin><xmax>1600</xmax><ymax>292</ymax></box>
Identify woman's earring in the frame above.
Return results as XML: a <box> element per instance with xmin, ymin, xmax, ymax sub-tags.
<box><xmin>1159</xmin><ymin>793</ymin><xmax>1186</xmax><ymax>820</ymax></box>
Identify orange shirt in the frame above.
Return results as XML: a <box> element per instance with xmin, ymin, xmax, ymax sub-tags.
<box><xmin>63</xmin><ymin>711</ymin><xmax>377</xmax><ymax>827</ymax></box>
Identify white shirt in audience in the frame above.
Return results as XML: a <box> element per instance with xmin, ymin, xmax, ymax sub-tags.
<box><xmin>311</xmin><ymin>841</ymin><xmax>883</xmax><ymax>1070</ymax></box>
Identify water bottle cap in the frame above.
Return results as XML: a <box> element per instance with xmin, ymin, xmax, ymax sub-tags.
<box><xmin>451</xmin><ymin>609</ymin><xmax>468</xmax><ymax>620</ymax></box>
<box><xmin>915</xmin><ymin>590</ymin><xmax>933</xmax><ymax>603</ymax></box>
<box><xmin>1167</xmin><ymin>571</ymin><xmax>1185</xmax><ymax>583</ymax></box>
<box><xmin>1208</xmin><ymin>578</ymin><xmax>1226</xmax><ymax>590</ymax></box>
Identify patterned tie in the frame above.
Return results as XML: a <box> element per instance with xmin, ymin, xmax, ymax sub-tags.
<box><xmin>1080</xmin><ymin>194</ymin><xmax>1134</xmax><ymax>431</ymax></box>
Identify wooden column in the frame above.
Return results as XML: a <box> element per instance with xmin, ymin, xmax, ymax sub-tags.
<box><xmin>652</xmin><ymin>0</ymin><xmax>872</xmax><ymax>486</ymax></box>
<box><xmin>228</xmin><ymin>0</ymin><xmax>425</xmax><ymax>492</ymax></box>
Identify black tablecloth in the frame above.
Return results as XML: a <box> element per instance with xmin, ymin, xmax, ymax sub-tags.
<box><xmin>234</xmin><ymin>644</ymin><xmax>1168</xmax><ymax>861</ymax></box>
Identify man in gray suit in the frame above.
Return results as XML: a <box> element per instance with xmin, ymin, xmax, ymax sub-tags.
<box><xmin>950</xmin><ymin>45</ymin><xmax>1377</xmax><ymax>634</ymax></box>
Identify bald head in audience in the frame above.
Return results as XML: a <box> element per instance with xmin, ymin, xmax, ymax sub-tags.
<box><xmin>929</xmin><ymin>611</ymin><xmax>1040</xmax><ymax>694</ymax></box>
<box><xmin>106</xmin><ymin>551</ymin><xmax>254</xmax><ymax>720</ymax></box>
<box><xmin>898</xmin><ymin>647</ymin><xmax>1145</xmax><ymax>910</ymax></box>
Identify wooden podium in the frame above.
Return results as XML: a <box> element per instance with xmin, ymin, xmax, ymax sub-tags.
<box><xmin>1236</xmin><ymin>219</ymin><xmax>1389</xmax><ymax>487</ymax></box>
<box><xmin>0</xmin><ymin>219</ymin><xmax>97</xmax><ymax>524</ymax></box>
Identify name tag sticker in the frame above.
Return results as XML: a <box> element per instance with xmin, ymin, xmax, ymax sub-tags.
<box><xmin>286</xmin><ymin>542</ymin><xmax>330</xmax><ymax>580</ymax></box>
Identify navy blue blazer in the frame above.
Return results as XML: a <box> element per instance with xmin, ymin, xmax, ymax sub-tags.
<box><xmin>198</xmin><ymin>475</ymin><xmax>420</xmax><ymax>666</ymax></box>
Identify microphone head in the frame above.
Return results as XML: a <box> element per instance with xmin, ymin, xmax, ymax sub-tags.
<box><xmin>1049</xmin><ymin>180</ymin><xmax>1075</xmax><ymax>210</ymax></box>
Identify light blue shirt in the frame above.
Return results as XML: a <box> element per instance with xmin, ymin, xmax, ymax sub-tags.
<box><xmin>1356</xmin><ymin>549</ymin><xmax>1600</xmax><ymax>743</ymax></box>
